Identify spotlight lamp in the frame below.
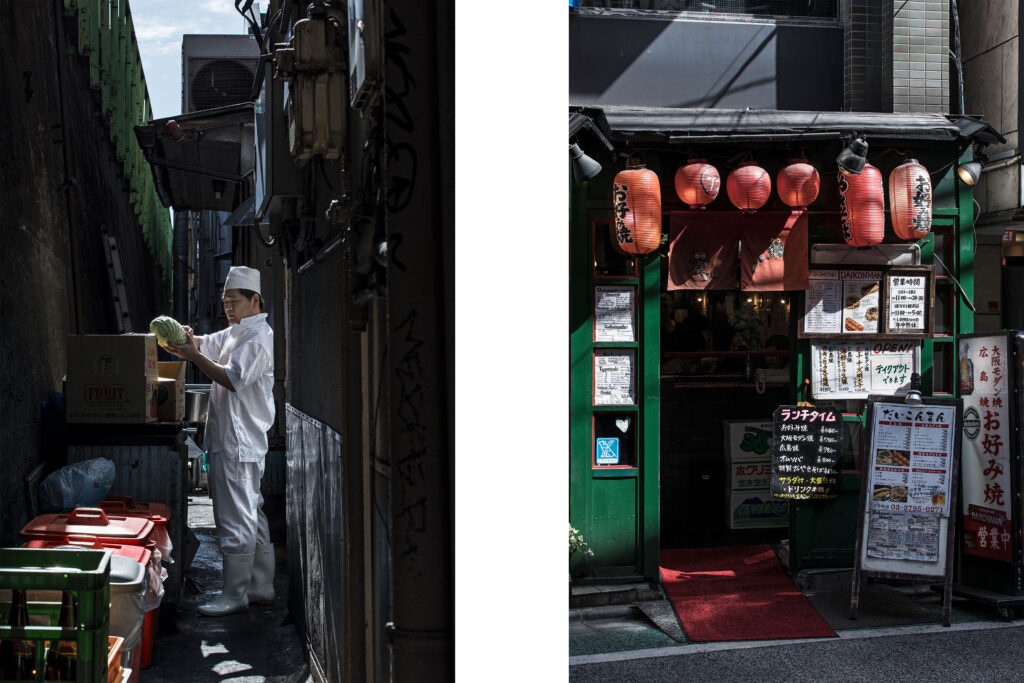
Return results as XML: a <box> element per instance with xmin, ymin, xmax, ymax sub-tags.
<box><xmin>837</xmin><ymin>136</ymin><xmax>869</xmax><ymax>175</ymax></box>
<box><xmin>570</xmin><ymin>143</ymin><xmax>602</xmax><ymax>182</ymax></box>
<box><xmin>957</xmin><ymin>160</ymin><xmax>982</xmax><ymax>186</ymax></box>
<box><xmin>957</xmin><ymin>149</ymin><xmax>1019</xmax><ymax>186</ymax></box>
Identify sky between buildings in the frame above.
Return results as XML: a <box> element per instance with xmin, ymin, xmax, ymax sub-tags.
<box><xmin>132</xmin><ymin>0</ymin><xmax>253</xmax><ymax>119</ymax></box>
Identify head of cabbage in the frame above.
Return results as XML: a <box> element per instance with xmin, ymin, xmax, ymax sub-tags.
<box><xmin>150</xmin><ymin>316</ymin><xmax>187</xmax><ymax>347</ymax></box>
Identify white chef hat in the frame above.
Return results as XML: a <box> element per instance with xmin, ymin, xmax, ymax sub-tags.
<box><xmin>224</xmin><ymin>265</ymin><xmax>261</xmax><ymax>295</ymax></box>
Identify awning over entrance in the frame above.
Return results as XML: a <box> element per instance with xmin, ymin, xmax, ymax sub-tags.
<box><xmin>570</xmin><ymin>105</ymin><xmax>1001</xmax><ymax>146</ymax></box>
<box><xmin>134</xmin><ymin>102</ymin><xmax>254</xmax><ymax>212</ymax></box>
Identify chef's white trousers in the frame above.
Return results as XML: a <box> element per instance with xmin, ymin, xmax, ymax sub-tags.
<box><xmin>207</xmin><ymin>451</ymin><xmax>270</xmax><ymax>554</ymax></box>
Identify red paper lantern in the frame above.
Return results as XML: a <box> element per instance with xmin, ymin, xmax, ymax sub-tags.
<box><xmin>889</xmin><ymin>159</ymin><xmax>932</xmax><ymax>240</ymax></box>
<box><xmin>674</xmin><ymin>159</ymin><xmax>720</xmax><ymax>209</ymax></box>
<box><xmin>611</xmin><ymin>167</ymin><xmax>662</xmax><ymax>255</ymax></box>
<box><xmin>839</xmin><ymin>162</ymin><xmax>885</xmax><ymax>247</ymax></box>
<box><xmin>776</xmin><ymin>158</ymin><xmax>820</xmax><ymax>210</ymax></box>
<box><xmin>726</xmin><ymin>161</ymin><xmax>771</xmax><ymax>213</ymax></box>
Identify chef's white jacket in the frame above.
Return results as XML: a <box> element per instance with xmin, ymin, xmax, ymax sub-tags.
<box><xmin>196</xmin><ymin>313</ymin><xmax>275</xmax><ymax>463</ymax></box>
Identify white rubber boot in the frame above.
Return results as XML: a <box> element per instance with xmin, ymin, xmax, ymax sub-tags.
<box><xmin>198</xmin><ymin>552</ymin><xmax>253</xmax><ymax>616</ymax></box>
<box><xmin>248</xmin><ymin>543</ymin><xmax>276</xmax><ymax>605</ymax></box>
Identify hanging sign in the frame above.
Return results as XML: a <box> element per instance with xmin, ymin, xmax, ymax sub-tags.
<box><xmin>593</xmin><ymin>350</ymin><xmax>636</xmax><ymax>405</ymax></box>
<box><xmin>799</xmin><ymin>265</ymin><xmax>934</xmax><ymax>339</ymax></box>
<box><xmin>811</xmin><ymin>340</ymin><xmax>918</xmax><ymax>400</ymax></box>
<box><xmin>593</xmin><ymin>285</ymin><xmax>636</xmax><ymax>342</ymax></box>
<box><xmin>769</xmin><ymin>406</ymin><xmax>842</xmax><ymax>500</ymax></box>
<box><xmin>959</xmin><ymin>334</ymin><xmax>1013</xmax><ymax>562</ymax></box>
<box><xmin>851</xmin><ymin>395</ymin><xmax>962</xmax><ymax>626</ymax></box>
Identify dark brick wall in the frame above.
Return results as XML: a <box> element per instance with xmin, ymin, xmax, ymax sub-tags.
<box><xmin>0</xmin><ymin>1</ymin><xmax>166</xmax><ymax>544</ymax></box>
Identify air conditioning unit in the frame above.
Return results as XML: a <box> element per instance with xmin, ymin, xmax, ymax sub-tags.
<box><xmin>182</xmin><ymin>35</ymin><xmax>260</xmax><ymax>113</ymax></box>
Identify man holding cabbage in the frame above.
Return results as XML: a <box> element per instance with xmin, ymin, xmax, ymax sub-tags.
<box><xmin>156</xmin><ymin>265</ymin><xmax>276</xmax><ymax>617</ymax></box>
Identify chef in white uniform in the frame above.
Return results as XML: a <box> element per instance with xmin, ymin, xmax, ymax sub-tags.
<box><xmin>166</xmin><ymin>265</ymin><xmax>277</xmax><ymax>616</ymax></box>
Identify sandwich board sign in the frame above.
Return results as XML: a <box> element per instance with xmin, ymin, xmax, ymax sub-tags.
<box><xmin>850</xmin><ymin>394</ymin><xmax>962</xmax><ymax>626</ymax></box>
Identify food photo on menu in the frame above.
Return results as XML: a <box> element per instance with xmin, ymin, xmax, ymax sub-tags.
<box><xmin>842</xmin><ymin>279</ymin><xmax>880</xmax><ymax>333</ymax></box>
<box><xmin>875</xmin><ymin>449</ymin><xmax>910</xmax><ymax>466</ymax></box>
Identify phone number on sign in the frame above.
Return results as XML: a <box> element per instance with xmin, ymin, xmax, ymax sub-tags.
<box><xmin>881</xmin><ymin>503</ymin><xmax>944</xmax><ymax>514</ymax></box>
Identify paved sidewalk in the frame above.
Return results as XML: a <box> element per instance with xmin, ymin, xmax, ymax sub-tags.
<box><xmin>570</xmin><ymin>569</ymin><xmax>1010</xmax><ymax>662</ymax></box>
<box><xmin>142</xmin><ymin>493</ymin><xmax>311</xmax><ymax>683</ymax></box>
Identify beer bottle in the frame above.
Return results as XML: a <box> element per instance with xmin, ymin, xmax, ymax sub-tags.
<box><xmin>0</xmin><ymin>589</ymin><xmax>37</xmax><ymax>680</ymax></box>
<box><xmin>44</xmin><ymin>591</ymin><xmax>77</xmax><ymax>681</ymax></box>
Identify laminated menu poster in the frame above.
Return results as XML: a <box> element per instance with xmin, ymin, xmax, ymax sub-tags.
<box><xmin>867</xmin><ymin>511</ymin><xmax>941</xmax><ymax>562</ymax></box>
<box><xmin>770</xmin><ymin>406</ymin><xmax>842</xmax><ymax>500</ymax></box>
<box><xmin>593</xmin><ymin>350</ymin><xmax>636</xmax><ymax>405</ymax></box>
<box><xmin>594</xmin><ymin>286</ymin><xmax>635</xmax><ymax>342</ymax></box>
<box><xmin>802</xmin><ymin>270</ymin><xmax>881</xmax><ymax>335</ymax></box>
<box><xmin>811</xmin><ymin>340</ymin><xmax>917</xmax><ymax>399</ymax></box>
<box><xmin>865</xmin><ymin>401</ymin><xmax>956</xmax><ymax>562</ymax></box>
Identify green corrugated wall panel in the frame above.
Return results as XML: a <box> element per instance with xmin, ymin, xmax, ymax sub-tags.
<box><xmin>63</xmin><ymin>0</ymin><xmax>170</xmax><ymax>293</ymax></box>
<box><xmin>99</xmin><ymin>0</ymin><xmax>110</xmax><ymax>108</ymax></box>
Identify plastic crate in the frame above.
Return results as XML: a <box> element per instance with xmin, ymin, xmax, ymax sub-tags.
<box><xmin>0</xmin><ymin>548</ymin><xmax>111</xmax><ymax>683</ymax></box>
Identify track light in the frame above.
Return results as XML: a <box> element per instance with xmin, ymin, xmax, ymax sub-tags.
<box><xmin>837</xmin><ymin>136</ymin><xmax>868</xmax><ymax>175</ymax></box>
<box><xmin>957</xmin><ymin>149</ymin><xmax>1019</xmax><ymax>185</ymax></box>
<box><xmin>570</xmin><ymin>143</ymin><xmax>602</xmax><ymax>182</ymax></box>
<box><xmin>957</xmin><ymin>160</ymin><xmax>982</xmax><ymax>185</ymax></box>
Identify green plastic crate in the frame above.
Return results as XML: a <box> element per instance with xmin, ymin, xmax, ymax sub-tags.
<box><xmin>0</xmin><ymin>548</ymin><xmax>111</xmax><ymax>683</ymax></box>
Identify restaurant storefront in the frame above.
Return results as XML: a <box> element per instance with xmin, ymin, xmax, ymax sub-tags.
<box><xmin>569</xmin><ymin>105</ymin><xmax>993</xmax><ymax>583</ymax></box>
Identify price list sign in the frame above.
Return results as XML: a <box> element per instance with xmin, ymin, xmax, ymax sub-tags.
<box><xmin>770</xmin><ymin>406</ymin><xmax>843</xmax><ymax>500</ymax></box>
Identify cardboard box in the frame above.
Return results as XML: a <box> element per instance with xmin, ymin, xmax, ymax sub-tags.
<box><xmin>156</xmin><ymin>361</ymin><xmax>186</xmax><ymax>421</ymax></box>
<box><xmin>66</xmin><ymin>335</ymin><xmax>159</xmax><ymax>423</ymax></box>
<box><xmin>728</xmin><ymin>492</ymin><xmax>789</xmax><ymax>530</ymax></box>
<box><xmin>67</xmin><ymin>334</ymin><xmax>158</xmax><ymax>379</ymax></box>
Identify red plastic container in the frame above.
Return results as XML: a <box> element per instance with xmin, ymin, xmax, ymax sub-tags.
<box><xmin>21</xmin><ymin>507</ymin><xmax>155</xmax><ymax>547</ymax></box>
<box><xmin>22</xmin><ymin>537</ymin><xmax>153</xmax><ymax>568</ymax></box>
<box><xmin>98</xmin><ymin>498</ymin><xmax>168</xmax><ymax>668</ymax></box>
<box><xmin>100</xmin><ymin>495</ymin><xmax>170</xmax><ymax>523</ymax></box>
<box><xmin>140</xmin><ymin>608</ymin><xmax>159</xmax><ymax>667</ymax></box>
<box><xmin>100</xmin><ymin>496</ymin><xmax>171</xmax><ymax>563</ymax></box>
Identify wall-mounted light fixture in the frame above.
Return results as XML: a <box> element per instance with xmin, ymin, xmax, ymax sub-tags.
<box><xmin>837</xmin><ymin>135</ymin><xmax>869</xmax><ymax>175</ymax></box>
<box><xmin>957</xmin><ymin>149</ymin><xmax>1019</xmax><ymax>185</ymax></box>
<box><xmin>570</xmin><ymin>143</ymin><xmax>602</xmax><ymax>182</ymax></box>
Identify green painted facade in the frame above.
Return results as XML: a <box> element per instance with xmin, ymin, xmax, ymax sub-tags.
<box><xmin>65</xmin><ymin>0</ymin><xmax>172</xmax><ymax>287</ymax></box>
<box><xmin>570</xmin><ymin>142</ymin><xmax>976</xmax><ymax>581</ymax></box>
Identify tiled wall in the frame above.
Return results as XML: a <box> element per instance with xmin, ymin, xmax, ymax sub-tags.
<box><xmin>892</xmin><ymin>0</ymin><xmax>949</xmax><ymax>113</ymax></box>
<box><xmin>843</xmin><ymin>0</ymin><xmax>949</xmax><ymax>113</ymax></box>
<box><xmin>843</xmin><ymin>0</ymin><xmax>892</xmax><ymax>111</ymax></box>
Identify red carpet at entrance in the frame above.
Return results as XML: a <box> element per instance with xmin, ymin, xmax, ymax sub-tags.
<box><xmin>660</xmin><ymin>545</ymin><xmax>837</xmax><ymax>642</ymax></box>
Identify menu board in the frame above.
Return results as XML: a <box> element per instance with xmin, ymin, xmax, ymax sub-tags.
<box><xmin>594</xmin><ymin>286</ymin><xmax>635</xmax><ymax>342</ymax></box>
<box><xmin>811</xmin><ymin>341</ymin><xmax>918</xmax><ymax>400</ymax></box>
<box><xmin>593</xmin><ymin>350</ymin><xmax>636</xmax><ymax>405</ymax></box>
<box><xmin>800</xmin><ymin>265</ymin><xmax>933</xmax><ymax>338</ymax></box>
<box><xmin>886</xmin><ymin>275</ymin><xmax>927</xmax><ymax>332</ymax></box>
<box><xmin>769</xmin><ymin>406</ymin><xmax>843</xmax><ymax>500</ymax></box>
<box><xmin>802</xmin><ymin>270</ymin><xmax>881</xmax><ymax>335</ymax></box>
<box><xmin>867</xmin><ymin>402</ymin><xmax>956</xmax><ymax>522</ymax></box>
<box><xmin>852</xmin><ymin>396</ymin><xmax>961</xmax><ymax>612</ymax></box>
<box><xmin>803</xmin><ymin>270</ymin><xmax>843</xmax><ymax>334</ymax></box>
<box><xmin>959</xmin><ymin>334</ymin><xmax>1013</xmax><ymax>562</ymax></box>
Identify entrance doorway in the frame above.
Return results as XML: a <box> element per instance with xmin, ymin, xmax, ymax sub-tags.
<box><xmin>659</xmin><ymin>289</ymin><xmax>792</xmax><ymax>549</ymax></box>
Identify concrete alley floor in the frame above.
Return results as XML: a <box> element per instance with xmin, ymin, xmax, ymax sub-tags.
<box><xmin>142</xmin><ymin>493</ymin><xmax>311</xmax><ymax>683</ymax></box>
